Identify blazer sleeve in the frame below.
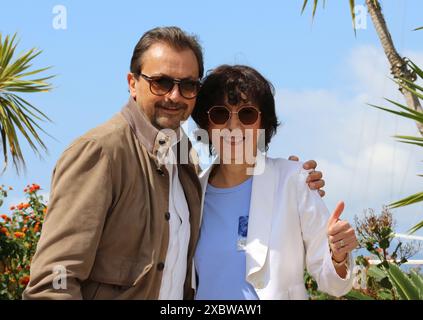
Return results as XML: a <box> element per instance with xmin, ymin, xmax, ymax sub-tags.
<box><xmin>22</xmin><ymin>139</ymin><xmax>113</xmax><ymax>300</ymax></box>
<box><xmin>296</xmin><ymin>168</ymin><xmax>354</xmax><ymax>298</ymax></box>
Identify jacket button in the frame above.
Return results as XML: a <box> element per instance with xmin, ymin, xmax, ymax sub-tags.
<box><xmin>156</xmin><ymin>167</ymin><xmax>165</xmax><ymax>176</ymax></box>
<box><xmin>165</xmin><ymin>212</ymin><xmax>170</xmax><ymax>221</ymax></box>
<box><xmin>157</xmin><ymin>262</ymin><xmax>165</xmax><ymax>271</ymax></box>
<box><xmin>158</xmin><ymin>139</ymin><xmax>166</xmax><ymax>145</ymax></box>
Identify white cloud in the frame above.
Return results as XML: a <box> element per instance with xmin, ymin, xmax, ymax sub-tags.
<box><xmin>268</xmin><ymin>44</ymin><xmax>423</xmax><ymax>235</ymax></box>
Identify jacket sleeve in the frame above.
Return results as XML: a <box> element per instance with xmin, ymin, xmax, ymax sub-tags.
<box><xmin>296</xmin><ymin>168</ymin><xmax>354</xmax><ymax>298</ymax></box>
<box><xmin>23</xmin><ymin>139</ymin><xmax>113</xmax><ymax>300</ymax></box>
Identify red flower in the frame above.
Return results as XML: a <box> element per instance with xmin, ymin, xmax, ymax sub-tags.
<box><xmin>1</xmin><ymin>214</ymin><xmax>10</xmax><ymax>222</ymax></box>
<box><xmin>1</xmin><ymin>227</ymin><xmax>8</xmax><ymax>235</ymax></box>
<box><xmin>19</xmin><ymin>276</ymin><xmax>30</xmax><ymax>286</ymax></box>
<box><xmin>33</xmin><ymin>223</ymin><xmax>40</xmax><ymax>233</ymax></box>
<box><xmin>10</xmin><ymin>206</ymin><xmax>15</xmax><ymax>211</ymax></box>
<box><xmin>22</xmin><ymin>203</ymin><xmax>30</xmax><ymax>209</ymax></box>
<box><xmin>14</xmin><ymin>232</ymin><xmax>25</xmax><ymax>239</ymax></box>
<box><xmin>17</xmin><ymin>203</ymin><xmax>24</xmax><ymax>210</ymax></box>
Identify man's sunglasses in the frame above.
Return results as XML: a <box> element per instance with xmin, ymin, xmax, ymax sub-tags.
<box><xmin>137</xmin><ymin>73</ymin><xmax>201</xmax><ymax>99</ymax></box>
<box><xmin>207</xmin><ymin>105</ymin><xmax>261</xmax><ymax>126</ymax></box>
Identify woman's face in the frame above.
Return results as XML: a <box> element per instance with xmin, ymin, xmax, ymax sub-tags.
<box><xmin>207</xmin><ymin>101</ymin><xmax>262</xmax><ymax>165</ymax></box>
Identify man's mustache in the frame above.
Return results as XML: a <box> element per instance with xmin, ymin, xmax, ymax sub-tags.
<box><xmin>155</xmin><ymin>101</ymin><xmax>188</xmax><ymax>111</ymax></box>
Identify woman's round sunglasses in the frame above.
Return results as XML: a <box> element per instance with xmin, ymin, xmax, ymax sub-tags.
<box><xmin>137</xmin><ymin>73</ymin><xmax>201</xmax><ymax>99</ymax></box>
<box><xmin>207</xmin><ymin>105</ymin><xmax>261</xmax><ymax>126</ymax></box>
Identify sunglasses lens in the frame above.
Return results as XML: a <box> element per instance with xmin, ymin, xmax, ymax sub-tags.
<box><xmin>180</xmin><ymin>80</ymin><xmax>200</xmax><ymax>99</ymax></box>
<box><xmin>150</xmin><ymin>77</ymin><xmax>174</xmax><ymax>95</ymax></box>
<box><xmin>238</xmin><ymin>107</ymin><xmax>259</xmax><ymax>125</ymax></box>
<box><xmin>209</xmin><ymin>107</ymin><xmax>230</xmax><ymax>125</ymax></box>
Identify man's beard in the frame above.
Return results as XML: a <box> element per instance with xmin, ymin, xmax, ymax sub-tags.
<box><xmin>152</xmin><ymin>101</ymin><xmax>189</xmax><ymax>130</ymax></box>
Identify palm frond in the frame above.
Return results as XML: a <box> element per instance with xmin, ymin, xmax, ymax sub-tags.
<box><xmin>408</xmin><ymin>60</ymin><xmax>423</xmax><ymax>80</ymax></box>
<box><xmin>0</xmin><ymin>33</ymin><xmax>54</xmax><ymax>173</ymax></box>
<box><xmin>301</xmin><ymin>0</ymin><xmax>326</xmax><ymax>20</ymax></box>
<box><xmin>368</xmin><ymin>103</ymin><xmax>423</xmax><ymax>124</ymax></box>
<box><xmin>409</xmin><ymin>221</ymin><xmax>423</xmax><ymax>234</ymax></box>
<box><xmin>301</xmin><ymin>0</ymin><xmax>358</xmax><ymax>34</ymax></box>
<box><xmin>389</xmin><ymin>192</ymin><xmax>423</xmax><ymax>209</ymax></box>
<box><xmin>349</xmin><ymin>0</ymin><xmax>356</xmax><ymax>36</ymax></box>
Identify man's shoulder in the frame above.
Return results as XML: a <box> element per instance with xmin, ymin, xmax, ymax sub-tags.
<box><xmin>66</xmin><ymin>113</ymin><xmax>130</xmax><ymax>152</ymax></box>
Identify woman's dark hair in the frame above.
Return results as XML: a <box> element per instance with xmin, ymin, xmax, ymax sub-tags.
<box><xmin>191</xmin><ymin>64</ymin><xmax>279</xmax><ymax>151</ymax></box>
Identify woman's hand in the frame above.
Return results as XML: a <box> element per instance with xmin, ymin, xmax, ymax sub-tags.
<box><xmin>327</xmin><ymin>201</ymin><xmax>359</xmax><ymax>277</ymax></box>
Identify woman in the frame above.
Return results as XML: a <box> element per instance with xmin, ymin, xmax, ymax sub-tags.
<box><xmin>191</xmin><ymin>65</ymin><xmax>358</xmax><ymax>300</ymax></box>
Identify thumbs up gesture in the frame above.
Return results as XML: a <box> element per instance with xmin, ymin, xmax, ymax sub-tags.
<box><xmin>327</xmin><ymin>201</ymin><xmax>359</xmax><ymax>264</ymax></box>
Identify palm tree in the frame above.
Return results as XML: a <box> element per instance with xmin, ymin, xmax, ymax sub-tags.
<box><xmin>301</xmin><ymin>0</ymin><xmax>423</xmax><ymax>135</ymax></box>
<box><xmin>301</xmin><ymin>1</ymin><xmax>423</xmax><ymax>233</ymax></box>
<box><xmin>0</xmin><ymin>33</ymin><xmax>54</xmax><ymax>174</ymax></box>
<box><xmin>301</xmin><ymin>4</ymin><xmax>423</xmax><ymax>301</ymax></box>
<box><xmin>371</xmin><ymin>59</ymin><xmax>423</xmax><ymax>233</ymax></box>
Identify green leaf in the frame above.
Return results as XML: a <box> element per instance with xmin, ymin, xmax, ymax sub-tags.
<box><xmin>344</xmin><ymin>290</ymin><xmax>375</xmax><ymax>300</ymax></box>
<box><xmin>301</xmin><ymin>0</ymin><xmax>356</xmax><ymax>34</ymax></box>
<box><xmin>409</xmin><ymin>270</ymin><xmax>423</xmax><ymax>297</ymax></box>
<box><xmin>408</xmin><ymin>221</ymin><xmax>423</xmax><ymax>234</ymax></box>
<box><xmin>349</xmin><ymin>0</ymin><xmax>356</xmax><ymax>36</ymax></box>
<box><xmin>0</xmin><ymin>32</ymin><xmax>54</xmax><ymax>173</ymax></box>
<box><xmin>395</xmin><ymin>135</ymin><xmax>423</xmax><ymax>142</ymax></box>
<box><xmin>385</xmin><ymin>98</ymin><xmax>423</xmax><ymax>119</ymax></box>
<box><xmin>369</xmin><ymin>103</ymin><xmax>423</xmax><ymax>124</ymax></box>
<box><xmin>380</xmin><ymin>239</ymin><xmax>390</xmax><ymax>249</ymax></box>
<box><xmin>377</xmin><ymin>289</ymin><xmax>393</xmax><ymax>300</ymax></box>
<box><xmin>380</xmin><ymin>277</ymin><xmax>393</xmax><ymax>290</ymax></box>
<box><xmin>367</xmin><ymin>265</ymin><xmax>386</xmax><ymax>281</ymax></box>
<box><xmin>384</xmin><ymin>263</ymin><xmax>421</xmax><ymax>300</ymax></box>
<box><xmin>408</xmin><ymin>60</ymin><xmax>423</xmax><ymax>80</ymax></box>
<box><xmin>389</xmin><ymin>192</ymin><xmax>423</xmax><ymax>209</ymax></box>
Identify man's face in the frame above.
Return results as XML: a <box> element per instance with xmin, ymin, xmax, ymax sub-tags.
<box><xmin>128</xmin><ymin>43</ymin><xmax>199</xmax><ymax>130</ymax></box>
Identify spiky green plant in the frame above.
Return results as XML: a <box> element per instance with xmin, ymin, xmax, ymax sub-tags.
<box><xmin>0</xmin><ymin>33</ymin><xmax>54</xmax><ymax>174</ymax></box>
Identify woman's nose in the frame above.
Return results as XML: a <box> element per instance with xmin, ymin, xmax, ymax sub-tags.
<box><xmin>227</xmin><ymin>111</ymin><xmax>241</xmax><ymax>130</ymax></box>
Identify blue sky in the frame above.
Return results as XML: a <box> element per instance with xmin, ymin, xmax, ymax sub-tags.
<box><xmin>1</xmin><ymin>1</ymin><xmax>423</xmax><ymax>245</ymax></box>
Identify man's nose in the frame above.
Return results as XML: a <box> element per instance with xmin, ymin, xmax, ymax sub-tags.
<box><xmin>167</xmin><ymin>83</ymin><xmax>182</xmax><ymax>101</ymax></box>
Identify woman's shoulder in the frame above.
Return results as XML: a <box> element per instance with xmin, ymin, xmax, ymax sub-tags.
<box><xmin>266</xmin><ymin>157</ymin><xmax>309</xmax><ymax>178</ymax></box>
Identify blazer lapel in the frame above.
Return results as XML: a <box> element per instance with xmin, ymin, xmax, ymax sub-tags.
<box><xmin>198</xmin><ymin>157</ymin><xmax>219</xmax><ymax>226</ymax></box>
<box><xmin>245</xmin><ymin>154</ymin><xmax>276</xmax><ymax>282</ymax></box>
<box><xmin>198</xmin><ymin>154</ymin><xmax>276</xmax><ymax>282</ymax></box>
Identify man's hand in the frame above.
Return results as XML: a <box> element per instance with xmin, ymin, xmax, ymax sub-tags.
<box><xmin>288</xmin><ymin>155</ymin><xmax>325</xmax><ymax>197</ymax></box>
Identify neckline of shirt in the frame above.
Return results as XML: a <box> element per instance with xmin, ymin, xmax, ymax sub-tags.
<box><xmin>206</xmin><ymin>177</ymin><xmax>253</xmax><ymax>194</ymax></box>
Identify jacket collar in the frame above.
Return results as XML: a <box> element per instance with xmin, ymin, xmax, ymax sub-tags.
<box><xmin>120</xmin><ymin>97</ymin><xmax>200</xmax><ymax>168</ymax></box>
<box><xmin>121</xmin><ymin>96</ymin><xmax>167</xmax><ymax>155</ymax></box>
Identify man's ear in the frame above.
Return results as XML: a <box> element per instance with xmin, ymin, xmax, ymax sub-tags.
<box><xmin>127</xmin><ymin>72</ymin><xmax>137</xmax><ymax>99</ymax></box>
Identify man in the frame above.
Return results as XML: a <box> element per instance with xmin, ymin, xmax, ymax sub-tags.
<box><xmin>23</xmin><ymin>26</ymin><xmax>325</xmax><ymax>300</ymax></box>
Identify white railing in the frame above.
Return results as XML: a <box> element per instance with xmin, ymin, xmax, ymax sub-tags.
<box><xmin>352</xmin><ymin>233</ymin><xmax>423</xmax><ymax>289</ymax></box>
<box><xmin>368</xmin><ymin>259</ymin><xmax>423</xmax><ymax>265</ymax></box>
